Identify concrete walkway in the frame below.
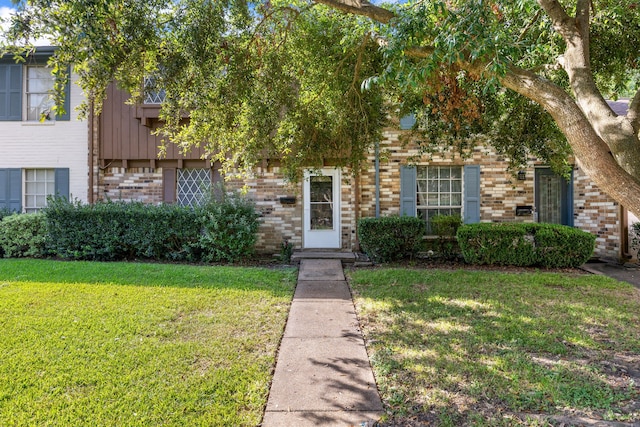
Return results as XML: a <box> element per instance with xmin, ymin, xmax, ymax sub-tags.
<box><xmin>262</xmin><ymin>259</ymin><xmax>383</xmax><ymax>426</ymax></box>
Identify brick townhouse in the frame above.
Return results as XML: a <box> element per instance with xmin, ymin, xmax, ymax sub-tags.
<box><xmin>89</xmin><ymin>82</ymin><xmax>632</xmax><ymax>262</ymax></box>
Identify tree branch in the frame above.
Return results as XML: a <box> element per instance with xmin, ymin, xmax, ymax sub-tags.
<box><xmin>537</xmin><ymin>0</ymin><xmax>575</xmax><ymax>40</ymax></box>
<box><xmin>313</xmin><ymin>0</ymin><xmax>395</xmax><ymax>24</ymax></box>
<box><xmin>575</xmin><ymin>0</ymin><xmax>591</xmax><ymax>63</ymax></box>
<box><xmin>629</xmin><ymin>89</ymin><xmax>640</xmax><ymax>131</ymax></box>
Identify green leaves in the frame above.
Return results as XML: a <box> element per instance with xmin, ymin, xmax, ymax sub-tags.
<box><xmin>3</xmin><ymin>0</ymin><xmax>638</xmax><ymax>185</ymax></box>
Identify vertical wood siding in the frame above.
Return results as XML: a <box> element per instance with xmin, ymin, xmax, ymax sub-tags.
<box><xmin>100</xmin><ymin>83</ymin><xmax>206</xmax><ymax>162</ymax></box>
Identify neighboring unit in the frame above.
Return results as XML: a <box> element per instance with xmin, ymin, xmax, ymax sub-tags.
<box><xmin>0</xmin><ymin>47</ymin><xmax>88</xmax><ymax>212</ymax></box>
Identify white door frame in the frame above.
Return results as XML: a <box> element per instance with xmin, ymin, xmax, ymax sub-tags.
<box><xmin>303</xmin><ymin>168</ymin><xmax>341</xmax><ymax>249</ymax></box>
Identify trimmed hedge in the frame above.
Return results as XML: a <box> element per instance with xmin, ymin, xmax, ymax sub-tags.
<box><xmin>42</xmin><ymin>193</ymin><xmax>261</xmax><ymax>263</ymax></box>
<box><xmin>358</xmin><ymin>216</ymin><xmax>426</xmax><ymax>263</ymax></box>
<box><xmin>0</xmin><ymin>213</ymin><xmax>48</xmax><ymax>258</ymax></box>
<box><xmin>457</xmin><ymin>223</ymin><xmax>595</xmax><ymax>268</ymax></box>
<box><xmin>44</xmin><ymin>198</ymin><xmax>201</xmax><ymax>261</ymax></box>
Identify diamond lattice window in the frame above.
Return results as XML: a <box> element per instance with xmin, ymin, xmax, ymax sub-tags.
<box><xmin>177</xmin><ymin>168</ymin><xmax>211</xmax><ymax>207</ymax></box>
<box><xmin>143</xmin><ymin>76</ymin><xmax>166</xmax><ymax>104</ymax></box>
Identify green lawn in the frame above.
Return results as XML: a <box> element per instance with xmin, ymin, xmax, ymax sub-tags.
<box><xmin>0</xmin><ymin>259</ymin><xmax>296</xmax><ymax>426</ymax></box>
<box><xmin>348</xmin><ymin>268</ymin><xmax>640</xmax><ymax>426</ymax></box>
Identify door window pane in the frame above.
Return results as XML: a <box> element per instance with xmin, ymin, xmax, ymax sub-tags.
<box><xmin>539</xmin><ymin>175</ymin><xmax>562</xmax><ymax>223</ymax></box>
<box><xmin>310</xmin><ymin>176</ymin><xmax>333</xmax><ymax>230</ymax></box>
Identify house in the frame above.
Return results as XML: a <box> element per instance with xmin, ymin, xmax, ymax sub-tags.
<box><xmin>90</xmin><ymin>84</ymin><xmax>629</xmax><ymax>262</ymax></box>
<box><xmin>0</xmin><ymin>47</ymin><xmax>88</xmax><ymax>212</ymax></box>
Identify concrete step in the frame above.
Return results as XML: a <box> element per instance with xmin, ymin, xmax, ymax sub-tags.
<box><xmin>291</xmin><ymin>251</ymin><xmax>358</xmax><ymax>263</ymax></box>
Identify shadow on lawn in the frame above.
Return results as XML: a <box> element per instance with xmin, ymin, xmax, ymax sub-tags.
<box><xmin>351</xmin><ymin>270</ymin><xmax>640</xmax><ymax>426</ymax></box>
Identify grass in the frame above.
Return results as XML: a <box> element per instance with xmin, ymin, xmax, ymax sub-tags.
<box><xmin>0</xmin><ymin>259</ymin><xmax>296</xmax><ymax>426</ymax></box>
<box><xmin>348</xmin><ymin>268</ymin><xmax>640</xmax><ymax>426</ymax></box>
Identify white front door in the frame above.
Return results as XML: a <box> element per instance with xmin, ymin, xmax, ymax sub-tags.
<box><xmin>303</xmin><ymin>169</ymin><xmax>341</xmax><ymax>249</ymax></box>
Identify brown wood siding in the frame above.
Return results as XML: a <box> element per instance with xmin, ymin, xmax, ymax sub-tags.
<box><xmin>99</xmin><ymin>83</ymin><xmax>206</xmax><ymax>163</ymax></box>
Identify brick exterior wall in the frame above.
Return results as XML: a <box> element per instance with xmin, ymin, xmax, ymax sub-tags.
<box><xmin>94</xmin><ymin>128</ymin><xmax>623</xmax><ymax>260</ymax></box>
<box><xmin>573</xmin><ymin>162</ymin><xmax>621</xmax><ymax>260</ymax></box>
<box><xmin>357</xmin><ymin>129</ymin><xmax>621</xmax><ymax>260</ymax></box>
<box><xmin>99</xmin><ymin>167</ymin><xmax>164</xmax><ymax>203</ymax></box>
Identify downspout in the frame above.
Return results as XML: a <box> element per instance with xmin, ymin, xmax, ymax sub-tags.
<box><xmin>375</xmin><ymin>140</ymin><xmax>380</xmax><ymax>218</ymax></box>
<box><xmin>354</xmin><ymin>170</ymin><xmax>360</xmax><ymax>252</ymax></box>
<box><xmin>88</xmin><ymin>98</ymin><xmax>94</xmax><ymax>203</ymax></box>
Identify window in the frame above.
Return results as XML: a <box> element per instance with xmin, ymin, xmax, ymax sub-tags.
<box><xmin>416</xmin><ymin>166</ymin><xmax>463</xmax><ymax>233</ymax></box>
<box><xmin>26</xmin><ymin>66</ymin><xmax>55</xmax><ymax>121</ymax></box>
<box><xmin>144</xmin><ymin>76</ymin><xmax>166</xmax><ymax>104</ymax></box>
<box><xmin>24</xmin><ymin>169</ymin><xmax>56</xmax><ymax>212</ymax></box>
<box><xmin>0</xmin><ymin>168</ymin><xmax>69</xmax><ymax>213</ymax></box>
<box><xmin>0</xmin><ymin>52</ymin><xmax>70</xmax><ymax>121</ymax></box>
<box><xmin>177</xmin><ymin>168</ymin><xmax>211</xmax><ymax>207</ymax></box>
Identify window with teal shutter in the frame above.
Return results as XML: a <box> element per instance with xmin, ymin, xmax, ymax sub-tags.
<box><xmin>401</xmin><ymin>165</ymin><xmax>481</xmax><ymax>232</ymax></box>
<box><xmin>23</xmin><ymin>168</ymin><xmax>69</xmax><ymax>212</ymax></box>
<box><xmin>0</xmin><ymin>58</ymin><xmax>70</xmax><ymax>121</ymax></box>
<box><xmin>416</xmin><ymin>166</ymin><xmax>463</xmax><ymax>233</ymax></box>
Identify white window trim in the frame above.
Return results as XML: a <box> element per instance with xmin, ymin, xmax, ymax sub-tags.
<box><xmin>24</xmin><ymin>65</ymin><xmax>56</xmax><ymax>122</ymax></box>
<box><xmin>416</xmin><ymin>165</ymin><xmax>464</xmax><ymax>233</ymax></box>
<box><xmin>23</xmin><ymin>168</ymin><xmax>55</xmax><ymax>213</ymax></box>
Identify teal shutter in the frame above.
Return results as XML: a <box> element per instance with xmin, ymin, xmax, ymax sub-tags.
<box><xmin>54</xmin><ymin>168</ymin><xmax>70</xmax><ymax>199</ymax></box>
<box><xmin>0</xmin><ymin>168</ymin><xmax>22</xmax><ymax>212</ymax></box>
<box><xmin>464</xmin><ymin>165</ymin><xmax>480</xmax><ymax>224</ymax></box>
<box><xmin>400</xmin><ymin>165</ymin><xmax>417</xmax><ymax>216</ymax></box>
<box><xmin>0</xmin><ymin>64</ymin><xmax>23</xmax><ymax>121</ymax></box>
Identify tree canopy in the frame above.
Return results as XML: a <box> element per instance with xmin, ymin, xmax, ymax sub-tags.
<box><xmin>3</xmin><ymin>0</ymin><xmax>640</xmax><ymax>213</ymax></box>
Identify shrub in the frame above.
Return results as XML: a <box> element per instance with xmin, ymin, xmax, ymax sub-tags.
<box><xmin>431</xmin><ymin>214</ymin><xmax>462</xmax><ymax>261</ymax></box>
<box><xmin>278</xmin><ymin>239</ymin><xmax>295</xmax><ymax>264</ymax></box>
<box><xmin>196</xmin><ymin>191</ymin><xmax>260</xmax><ymax>263</ymax></box>
<box><xmin>358</xmin><ymin>216</ymin><xmax>426</xmax><ymax>263</ymax></box>
<box><xmin>457</xmin><ymin>223</ymin><xmax>595</xmax><ymax>268</ymax></box>
<box><xmin>534</xmin><ymin>224</ymin><xmax>597</xmax><ymax>268</ymax></box>
<box><xmin>44</xmin><ymin>198</ymin><xmax>200</xmax><ymax>261</ymax></box>
<box><xmin>0</xmin><ymin>207</ymin><xmax>14</xmax><ymax>221</ymax></box>
<box><xmin>0</xmin><ymin>213</ymin><xmax>48</xmax><ymax>258</ymax></box>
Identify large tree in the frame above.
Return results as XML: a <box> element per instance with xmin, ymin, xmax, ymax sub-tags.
<box><xmin>4</xmin><ymin>0</ymin><xmax>640</xmax><ymax>213</ymax></box>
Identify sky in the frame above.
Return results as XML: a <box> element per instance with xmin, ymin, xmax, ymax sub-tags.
<box><xmin>0</xmin><ymin>2</ymin><xmax>15</xmax><ymax>28</ymax></box>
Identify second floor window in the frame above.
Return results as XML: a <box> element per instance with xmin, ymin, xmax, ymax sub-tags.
<box><xmin>144</xmin><ymin>76</ymin><xmax>166</xmax><ymax>104</ymax></box>
<box><xmin>26</xmin><ymin>66</ymin><xmax>55</xmax><ymax>121</ymax></box>
<box><xmin>0</xmin><ymin>52</ymin><xmax>70</xmax><ymax>122</ymax></box>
